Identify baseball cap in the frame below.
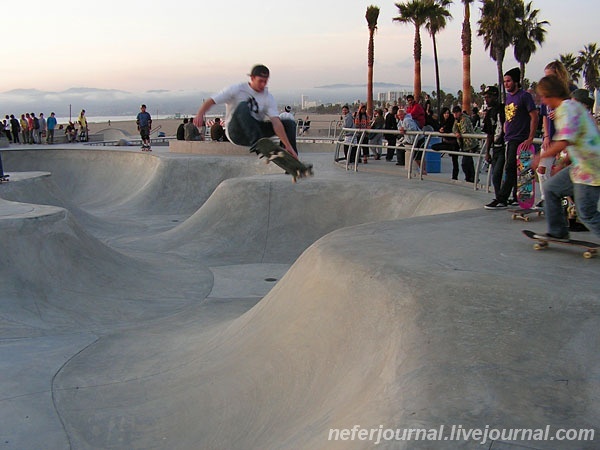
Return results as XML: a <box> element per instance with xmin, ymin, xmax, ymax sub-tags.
<box><xmin>250</xmin><ymin>64</ymin><xmax>270</xmax><ymax>78</ymax></box>
<box><xmin>571</xmin><ymin>89</ymin><xmax>594</xmax><ymax>108</ymax></box>
<box><xmin>285</xmin><ymin>106</ymin><xmax>292</xmax><ymax>112</ymax></box>
<box><xmin>483</xmin><ymin>86</ymin><xmax>499</xmax><ymax>96</ymax></box>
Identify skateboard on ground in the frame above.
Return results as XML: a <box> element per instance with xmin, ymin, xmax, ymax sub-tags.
<box><xmin>252</xmin><ymin>137</ymin><xmax>314</xmax><ymax>183</ymax></box>
<box><xmin>510</xmin><ymin>207</ymin><xmax>543</xmax><ymax>222</ymax></box>
<box><xmin>516</xmin><ymin>144</ymin><xmax>536</xmax><ymax>209</ymax></box>
<box><xmin>522</xmin><ymin>229</ymin><xmax>598</xmax><ymax>259</ymax></box>
<box><xmin>0</xmin><ymin>174</ymin><xmax>10</xmax><ymax>183</ymax></box>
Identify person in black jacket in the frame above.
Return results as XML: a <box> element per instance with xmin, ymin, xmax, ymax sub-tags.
<box><xmin>176</xmin><ymin>118</ymin><xmax>187</xmax><ymax>140</ymax></box>
<box><xmin>431</xmin><ymin>107</ymin><xmax>460</xmax><ymax>180</ymax></box>
<box><xmin>384</xmin><ymin>105</ymin><xmax>398</xmax><ymax>162</ymax></box>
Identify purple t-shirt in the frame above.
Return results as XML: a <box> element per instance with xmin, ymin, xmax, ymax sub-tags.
<box><xmin>504</xmin><ymin>89</ymin><xmax>536</xmax><ymax>142</ymax></box>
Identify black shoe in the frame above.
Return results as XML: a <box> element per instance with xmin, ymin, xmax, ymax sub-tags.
<box><xmin>508</xmin><ymin>198</ymin><xmax>519</xmax><ymax>206</ymax></box>
<box><xmin>484</xmin><ymin>199</ymin><xmax>508</xmax><ymax>210</ymax></box>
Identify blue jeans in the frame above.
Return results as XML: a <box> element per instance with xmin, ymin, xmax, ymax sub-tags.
<box><xmin>227</xmin><ymin>102</ymin><xmax>297</xmax><ymax>153</ymax></box>
<box><xmin>543</xmin><ymin>167</ymin><xmax>600</xmax><ymax>238</ymax></box>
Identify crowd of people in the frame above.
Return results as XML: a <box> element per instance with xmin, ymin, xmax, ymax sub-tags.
<box><xmin>1</xmin><ymin>109</ymin><xmax>89</xmax><ymax>144</ymax></box>
<box><xmin>336</xmin><ymin>61</ymin><xmax>599</xmax><ymax>242</ymax></box>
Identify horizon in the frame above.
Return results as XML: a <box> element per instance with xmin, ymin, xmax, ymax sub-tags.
<box><xmin>4</xmin><ymin>0</ymin><xmax>598</xmax><ymax>98</ymax></box>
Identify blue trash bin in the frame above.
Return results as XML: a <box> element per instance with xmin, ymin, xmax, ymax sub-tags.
<box><xmin>425</xmin><ymin>136</ymin><xmax>442</xmax><ymax>173</ymax></box>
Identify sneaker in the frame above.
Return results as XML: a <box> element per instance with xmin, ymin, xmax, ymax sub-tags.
<box><xmin>507</xmin><ymin>198</ymin><xmax>519</xmax><ymax>206</ymax></box>
<box><xmin>533</xmin><ymin>232</ymin><xmax>570</xmax><ymax>242</ymax></box>
<box><xmin>535</xmin><ymin>199</ymin><xmax>544</xmax><ymax>209</ymax></box>
<box><xmin>484</xmin><ymin>199</ymin><xmax>508</xmax><ymax>210</ymax></box>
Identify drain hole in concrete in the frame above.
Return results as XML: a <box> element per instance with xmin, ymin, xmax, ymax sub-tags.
<box><xmin>264</xmin><ymin>278</ymin><xmax>278</xmax><ymax>282</ymax></box>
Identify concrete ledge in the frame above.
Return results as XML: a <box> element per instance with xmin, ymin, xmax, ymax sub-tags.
<box><xmin>169</xmin><ymin>140</ymin><xmax>334</xmax><ymax>155</ymax></box>
<box><xmin>169</xmin><ymin>140</ymin><xmax>251</xmax><ymax>155</ymax></box>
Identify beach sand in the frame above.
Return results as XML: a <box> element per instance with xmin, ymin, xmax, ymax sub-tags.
<box><xmin>87</xmin><ymin>114</ymin><xmax>343</xmax><ymax>138</ymax></box>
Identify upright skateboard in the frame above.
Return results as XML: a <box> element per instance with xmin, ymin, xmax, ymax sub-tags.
<box><xmin>522</xmin><ymin>229</ymin><xmax>598</xmax><ymax>259</ymax></box>
<box><xmin>516</xmin><ymin>144</ymin><xmax>536</xmax><ymax>209</ymax></box>
<box><xmin>252</xmin><ymin>137</ymin><xmax>313</xmax><ymax>183</ymax></box>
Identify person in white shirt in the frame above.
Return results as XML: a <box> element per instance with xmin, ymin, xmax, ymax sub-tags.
<box><xmin>194</xmin><ymin>64</ymin><xmax>298</xmax><ymax>158</ymax></box>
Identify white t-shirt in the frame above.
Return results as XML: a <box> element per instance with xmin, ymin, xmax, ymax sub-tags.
<box><xmin>212</xmin><ymin>82</ymin><xmax>279</xmax><ymax>127</ymax></box>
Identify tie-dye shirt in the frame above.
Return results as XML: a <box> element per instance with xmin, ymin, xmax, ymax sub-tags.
<box><xmin>553</xmin><ymin>99</ymin><xmax>600</xmax><ymax>185</ymax></box>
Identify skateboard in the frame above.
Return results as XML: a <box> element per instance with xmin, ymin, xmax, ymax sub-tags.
<box><xmin>252</xmin><ymin>137</ymin><xmax>313</xmax><ymax>183</ymax></box>
<box><xmin>141</xmin><ymin>144</ymin><xmax>152</xmax><ymax>152</ymax></box>
<box><xmin>510</xmin><ymin>207</ymin><xmax>543</xmax><ymax>222</ymax></box>
<box><xmin>0</xmin><ymin>174</ymin><xmax>10</xmax><ymax>183</ymax></box>
<box><xmin>516</xmin><ymin>144</ymin><xmax>536</xmax><ymax>209</ymax></box>
<box><xmin>522</xmin><ymin>229</ymin><xmax>598</xmax><ymax>259</ymax></box>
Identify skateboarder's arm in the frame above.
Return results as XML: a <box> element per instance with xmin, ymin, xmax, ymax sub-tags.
<box><xmin>270</xmin><ymin>116</ymin><xmax>298</xmax><ymax>159</ymax></box>
<box><xmin>194</xmin><ymin>99</ymin><xmax>215</xmax><ymax>128</ymax></box>
<box><xmin>533</xmin><ymin>139</ymin><xmax>568</xmax><ymax>169</ymax></box>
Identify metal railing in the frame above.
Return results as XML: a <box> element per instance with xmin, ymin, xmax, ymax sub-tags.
<box><xmin>334</xmin><ymin>127</ymin><xmax>491</xmax><ymax>190</ymax></box>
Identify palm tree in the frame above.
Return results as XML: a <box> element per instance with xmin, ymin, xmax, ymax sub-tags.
<box><xmin>577</xmin><ymin>43</ymin><xmax>600</xmax><ymax>92</ymax></box>
<box><xmin>460</xmin><ymin>0</ymin><xmax>474</xmax><ymax>114</ymax></box>
<box><xmin>425</xmin><ymin>0</ymin><xmax>453</xmax><ymax>118</ymax></box>
<box><xmin>477</xmin><ymin>0</ymin><xmax>520</xmax><ymax>99</ymax></box>
<box><xmin>394</xmin><ymin>0</ymin><xmax>435</xmax><ymax>101</ymax></box>
<box><xmin>366</xmin><ymin>5</ymin><xmax>380</xmax><ymax>118</ymax></box>
<box><xmin>559</xmin><ymin>53</ymin><xmax>582</xmax><ymax>86</ymax></box>
<box><xmin>513</xmin><ymin>1</ymin><xmax>549</xmax><ymax>86</ymax></box>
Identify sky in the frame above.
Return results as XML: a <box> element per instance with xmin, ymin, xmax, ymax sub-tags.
<box><xmin>2</xmin><ymin>0</ymin><xmax>598</xmax><ymax>97</ymax></box>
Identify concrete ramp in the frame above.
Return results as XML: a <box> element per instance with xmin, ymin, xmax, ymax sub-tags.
<box><xmin>1</xmin><ymin>149</ymin><xmax>598</xmax><ymax>449</ymax></box>
<box><xmin>51</xmin><ymin>211</ymin><xmax>600</xmax><ymax>450</ymax></box>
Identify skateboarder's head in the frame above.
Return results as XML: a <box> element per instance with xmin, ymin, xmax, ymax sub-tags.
<box><xmin>536</xmin><ymin>75</ymin><xmax>570</xmax><ymax>109</ymax></box>
<box><xmin>249</xmin><ymin>64</ymin><xmax>270</xmax><ymax>93</ymax></box>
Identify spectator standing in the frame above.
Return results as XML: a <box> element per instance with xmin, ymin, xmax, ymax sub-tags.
<box><xmin>3</xmin><ymin>116</ymin><xmax>12</xmax><ymax>142</ymax></box>
<box><xmin>46</xmin><ymin>112</ymin><xmax>57</xmax><ymax>144</ymax></box>
<box><xmin>38</xmin><ymin>113</ymin><xmax>46</xmax><ymax>144</ymax></box>
<box><xmin>21</xmin><ymin>114</ymin><xmax>29</xmax><ymax>144</ymax></box>
<box><xmin>368</xmin><ymin>108</ymin><xmax>384</xmax><ymax>160</ymax></box>
<box><xmin>481</xmin><ymin>86</ymin><xmax>505</xmax><ymax>198</ymax></box>
<box><xmin>452</xmin><ymin>105</ymin><xmax>478</xmax><ymax>183</ymax></box>
<box><xmin>136</xmin><ymin>104</ymin><xmax>152</xmax><ymax>150</ymax></box>
<box><xmin>431</xmin><ymin>107</ymin><xmax>460</xmax><ymax>180</ymax></box>
<box><xmin>339</xmin><ymin>104</ymin><xmax>355</xmax><ymax>162</ymax></box>
<box><xmin>10</xmin><ymin>115</ymin><xmax>20</xmax><ymax>144</ymax></box>
<box><xmin>485</xmin><ymin>67</ymin><xmax>538</xmax><ymax>209</ymax></box>
<box><xmin>78</xmin><ymin>109</ymin><xmax>88</xmax><ymax>142</ymax></box>
<box><xmin>384</xmin><ymin>105</ymin><xmax>399</xmax><ymax>162</ymax></box>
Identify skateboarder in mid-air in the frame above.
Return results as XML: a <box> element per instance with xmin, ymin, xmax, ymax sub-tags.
<box><xmin>136</xmin><ymin>104</ymin><xmax>152</xmax><ymax>151</ymax></box>
<box><xmin>531</xmin><ymin>76</ymin><xmax>600</xmax><ymax>241</ymax></box>
<box><xmin>193</xmin><ymin>64</ymin><xmax>299</xmax><ymax>159</ymax></box>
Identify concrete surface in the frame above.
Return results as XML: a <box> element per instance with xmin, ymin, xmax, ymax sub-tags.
<box><xmin>0</xmin><ymin>144</ymin><xmax>598</xmax><ymax>450</ymax></box>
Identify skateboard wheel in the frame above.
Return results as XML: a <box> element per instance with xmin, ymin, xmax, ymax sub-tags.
<box><xmin>533</xmin><ymin>242</ymin><xmax>547</xmax><ymax>250</ymax></box>
<box><xmin>583</xmin><ymin>251</ymin><xmax>594</xmax><ymax>259</ymax></box>
<box><xmin>524</xmin><ymin>217</ymin><xmax>530</xmax><ymax>222</ymax></box>
<box><xmin>512</xmin><ymin>214</ymin><xmax>517</xmax><ymax>220</ymax></box>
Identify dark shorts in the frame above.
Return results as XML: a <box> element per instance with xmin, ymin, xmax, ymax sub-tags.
<box><xmin>139</xmin><ymin>125</ymin><xmax>150</xmax><ymax>140</ymax></box>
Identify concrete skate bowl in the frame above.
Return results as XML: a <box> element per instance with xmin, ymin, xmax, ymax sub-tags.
<box><xmin>2</xmin><ymin>148</ymin><xmax>599</xmax><ymax>449</ymax></box>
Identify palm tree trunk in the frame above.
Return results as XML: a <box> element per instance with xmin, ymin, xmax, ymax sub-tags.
<box><xmin>433</xmin><ymin>33</ymin><xmax>441</xmax><ymax>118</ymax></box>
<box><xmin>367</xmin><ymin>30</ymin><xmax>374</xmax><ymax>118</ymax></box>
<box><xmin>461</xmin><ymin>3</ymin><xmax>472</xmax><ymax>114</ymax></box>
<box><xmin>414</xmin><ymin>25</ymin><xmax>422</xmax><ymax>100</ymax></box>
